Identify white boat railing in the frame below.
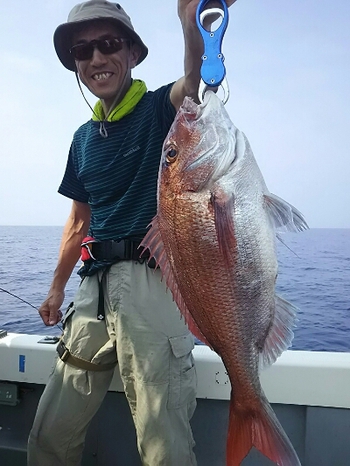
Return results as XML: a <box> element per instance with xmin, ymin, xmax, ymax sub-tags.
<box><xmin>1</xmin><ymin>332</ymin><xmax>349</xmax><ymax>409</ymax></box>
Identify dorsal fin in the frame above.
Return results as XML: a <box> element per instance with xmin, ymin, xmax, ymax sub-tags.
<box><xmin>140</xmin><ymin>217</ymin><xmax>211</xmax><ymax>347</ymax></box>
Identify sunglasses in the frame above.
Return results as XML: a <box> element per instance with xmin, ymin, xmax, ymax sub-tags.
<box><xmin>69</xmin><ymin>37</ymin><xmax>130</xmax><ymax>61</ymax></box>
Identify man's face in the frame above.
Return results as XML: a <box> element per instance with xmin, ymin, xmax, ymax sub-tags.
<box><xmin>73</xmin><ymin>22</ymin><xmax>141</xmax><ymax>110</ymax></box>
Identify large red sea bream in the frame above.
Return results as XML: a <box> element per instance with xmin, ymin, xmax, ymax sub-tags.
<box><xmin>141</xmin><ymin>90</ymin><xmax>307</xmax><ymax>466</ymax></box>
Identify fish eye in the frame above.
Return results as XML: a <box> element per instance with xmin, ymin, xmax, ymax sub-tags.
<box><xmin>165</xmin><ymin>146</ymin><xmax>178</xmax><ymax>164</ymax></box>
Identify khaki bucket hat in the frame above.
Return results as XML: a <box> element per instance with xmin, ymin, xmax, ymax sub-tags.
<box><xmin>54</xmin><ymin>0</ymin><xmax>148</xmax><ymax>71</ymax></box>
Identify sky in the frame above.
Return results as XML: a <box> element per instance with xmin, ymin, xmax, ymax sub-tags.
<box><xmin>0</xmin><ymin>0</ymin><xmax>349</xmax><ymax>228</ymax></box>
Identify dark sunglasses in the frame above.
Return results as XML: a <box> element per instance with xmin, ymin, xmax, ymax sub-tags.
<box><xmin>69</xmin><ymin>37</ymin><xmax>129</xmax><ymax>61</ymax></box>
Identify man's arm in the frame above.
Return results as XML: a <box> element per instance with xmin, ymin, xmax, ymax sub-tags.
<box><xmin>170</xmin><ymin>0</ymin><xmax>236</xmax><ymax>111</ymax></box>
<box><xmin>38</xmin><ymin>200</ymin><xmax>91</xmax><ymax>326</ymax></box>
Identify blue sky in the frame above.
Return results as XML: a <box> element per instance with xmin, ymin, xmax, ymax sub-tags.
<box><xmin>0</xmin><ymin>0</ymin><xmax>349</xmax><ymax>227</ymax></box>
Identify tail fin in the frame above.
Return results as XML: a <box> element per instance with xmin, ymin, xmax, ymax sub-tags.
<box><xmin>227</xmin><ymin>393</ymin><xmax>301</xmax><ymax>466</ymax></box>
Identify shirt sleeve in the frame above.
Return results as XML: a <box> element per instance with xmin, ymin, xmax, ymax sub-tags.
<box><xmin>58</xmin><ymin>142</ymin><xmax>89</xmax><ymax>203</ymax></box>
<box><xmin>153</xmin><ymin>83</ymin><xmax>177</xmax><ymax>135</ymax></box>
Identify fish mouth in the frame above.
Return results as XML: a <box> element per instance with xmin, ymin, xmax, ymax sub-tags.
<box><xmin>178</xmin><ymin>95</ymin><xmax>205</xmax><ymax>125</ymax></box>
<box><xmin>181</xmin><ymin>92</ymin><xmax>236</xmax><ymax>185</ymax></box>
<box><xmin>181</xmin><ymin>95</ymin><xmax>199</xmax><ymax>115</ymax></box>
<box><xmin>180</xmin><ymin>92</ymin><xmax>226</xmax><ymax>136</ymax></box>
<box><xmin>181</xmin><ymin>91</ymin><xmax>221</xmax><ymax>117</ymax></box>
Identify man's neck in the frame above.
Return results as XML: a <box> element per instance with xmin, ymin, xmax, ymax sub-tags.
<box><xmin>102</xmin><ymin>77</ymin><xmax>132</xmax><ymax>118</ymax></box>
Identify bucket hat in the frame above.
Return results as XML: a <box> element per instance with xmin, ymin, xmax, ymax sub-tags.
<box><xmin>54</xmin><ymin>0</ymin><xmax>148</xmax><ymax>71</ymax></box>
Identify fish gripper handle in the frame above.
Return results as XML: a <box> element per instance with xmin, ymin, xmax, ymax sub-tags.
<box><xmin>196</xmin><ymin>0</ymin><xmax>229</xmax><ymax>87</ymax></box>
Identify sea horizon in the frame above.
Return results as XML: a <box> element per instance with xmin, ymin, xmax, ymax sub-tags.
<box><xmin>0</xmin><ymin>226</ymin><xmax>349</xmax><ymax>352</ymax></box>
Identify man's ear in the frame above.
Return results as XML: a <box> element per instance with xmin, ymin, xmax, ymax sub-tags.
<box><xmin>129</xmin><ymin>43</ymin><xmax>142</xmax><ymax>69</ymax></box>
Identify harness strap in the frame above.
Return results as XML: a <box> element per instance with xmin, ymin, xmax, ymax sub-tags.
<box><xmin>79</xmin><ymin>238</ymin><xmax>157</xmax><ymax>321</ymax></box>
<box><xmin>57</xmin><ymin>340</ymin><xmax>117</xmax><ymax>372</ymax></box>
<box><xmin>97</xmin><ymin>266</ymin><xmax>110</xmax><ymax>321</ymax></box>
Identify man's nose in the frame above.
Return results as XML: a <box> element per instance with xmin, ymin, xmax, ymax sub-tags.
<box><xmin>90</xmin><ymin>46</ymin><xmax>108</xmax><ymax>65</ymax></box>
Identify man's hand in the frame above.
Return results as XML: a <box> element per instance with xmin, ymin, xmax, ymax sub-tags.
<box><xmin>38</xmin><ymin>290</ymin><xmax>64</xmax><ymax>326</ymax></box>
<box><xmin>178</xmin><ymin>0</ymin><xmax>237</xmax><ymax>25</ymax></box>
<box><xmin>171</xmin><ymin>0</ymin><xmax>237</xmax><ymax>110</ymax></box>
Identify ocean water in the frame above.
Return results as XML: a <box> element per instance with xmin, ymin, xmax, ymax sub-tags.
<box><xmin>0</xmin><ymin>226</ymin><xmax>349</xmax><ymax>352</ymax></box>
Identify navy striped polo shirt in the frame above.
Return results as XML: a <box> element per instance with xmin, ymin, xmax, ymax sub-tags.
<box><xmin>58</xmin><ymin>83</ymin><xmax>176</xmax><ymax>241</ymax></box>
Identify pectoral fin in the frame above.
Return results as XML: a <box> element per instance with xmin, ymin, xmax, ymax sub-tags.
<box><xmin>264</xmin><ymin>193</ymin><xmax>308</xmax><ymax>233</ymax></box>
<box><xmin>211</xmin><ymin>191</ymin><xmax>236</xmax><ymax>266</ymax></box>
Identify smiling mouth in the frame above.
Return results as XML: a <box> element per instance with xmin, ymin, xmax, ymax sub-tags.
<box><xmin>92</xmin><ymin>72</ymin><xmax>113</xmax><ymax>81</ymax></box>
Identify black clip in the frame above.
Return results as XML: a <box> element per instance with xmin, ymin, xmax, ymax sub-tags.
<box><xmin>57</xmin><ymin>340</ymin><xmax>70</xmax><ymax>362</ymax></box>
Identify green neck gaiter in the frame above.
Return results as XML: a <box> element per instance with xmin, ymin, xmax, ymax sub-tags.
<box><xmin>92</xmin><ymin>79</ymin><xmax>147</xmax><ymax>122</ymax></box>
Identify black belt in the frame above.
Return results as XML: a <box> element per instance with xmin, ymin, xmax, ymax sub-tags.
<box><xmin>91</xmin><ymin>239</ymin><xmax>155</xmax><ymax>267</ymax></box>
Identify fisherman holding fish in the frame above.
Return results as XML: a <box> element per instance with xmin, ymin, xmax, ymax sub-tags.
<box><xmin>27</xmin><ymin>1</ymin><xmax>236</xmax><ymax>465</ymax></box>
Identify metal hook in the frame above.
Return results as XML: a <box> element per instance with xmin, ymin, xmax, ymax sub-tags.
<box><xmin>198</xmin><ymin>76</ymin><xmax>229</xmax><ymax>104</ymax></box>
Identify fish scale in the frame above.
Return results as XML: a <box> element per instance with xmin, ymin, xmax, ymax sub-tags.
<box><xmin>141</xmin><ymin>91</ymin><xmax>307</xmax><ymax>465</ymax></box>
<box><xmin>162</xmin><ymin>190</ymin><xmax>274</xmax><ymax>396</ymax></box>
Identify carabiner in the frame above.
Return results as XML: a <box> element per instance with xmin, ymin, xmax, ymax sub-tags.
<box><xmin>196</xmin><ymin>0</ymin><xmax>229</xmax><ymax>104</ymax></box>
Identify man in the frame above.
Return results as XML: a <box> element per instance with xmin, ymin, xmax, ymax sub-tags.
<box><xmin>28</xmin><ymin>1</ymin><xmax>234</xmax><ymax>465</ymax></box>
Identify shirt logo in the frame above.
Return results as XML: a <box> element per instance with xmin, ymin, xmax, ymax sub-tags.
<box><xmin>122</xmin><ymin>146</ymin><xmax>140</xmax><ymax>158</ymax></box>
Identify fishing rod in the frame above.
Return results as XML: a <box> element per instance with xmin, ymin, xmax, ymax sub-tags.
<box><xmin>0</xmin><ymin>287</ymin><xmax>63</xmax><ymax>332</ymax></box>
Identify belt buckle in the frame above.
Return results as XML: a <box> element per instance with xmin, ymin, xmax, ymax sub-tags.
<box><xmin>123</xmin><ymin>240</ymin><xmax>132</xmax><ymax>259</ymax></box>
<box><xmin>57</xmin><ymin>340</ymin><xmax>70</xmax><ymax>362</ymax></box>
<box><xmin>111</xmin><ymin>240</ymin><xmax>124</xmax><ymax>260</ymax></box>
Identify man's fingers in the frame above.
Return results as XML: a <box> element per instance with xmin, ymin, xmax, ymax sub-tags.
<box><xmin>49</xmin><ymin>310</ymin><xmax>60</xmax><ymax>326</ymax></box>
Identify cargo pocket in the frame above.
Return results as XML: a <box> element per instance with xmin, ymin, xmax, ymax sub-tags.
<box><xmin>168</xmin><ymin>333</ymin><xmax>197</xmax><ymax>409</ymax></box>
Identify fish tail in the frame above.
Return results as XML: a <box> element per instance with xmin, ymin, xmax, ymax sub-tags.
<box><xmin>227</xmin><ymin>394</ymin><xmax>301</xmax><ymax>466</ymax></box>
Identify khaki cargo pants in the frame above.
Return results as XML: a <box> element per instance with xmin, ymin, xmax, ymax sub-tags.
<box><xmin>28</xmin><ymin>261</ymin><xmax>197</xmax><ymax>466</ymax></box>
